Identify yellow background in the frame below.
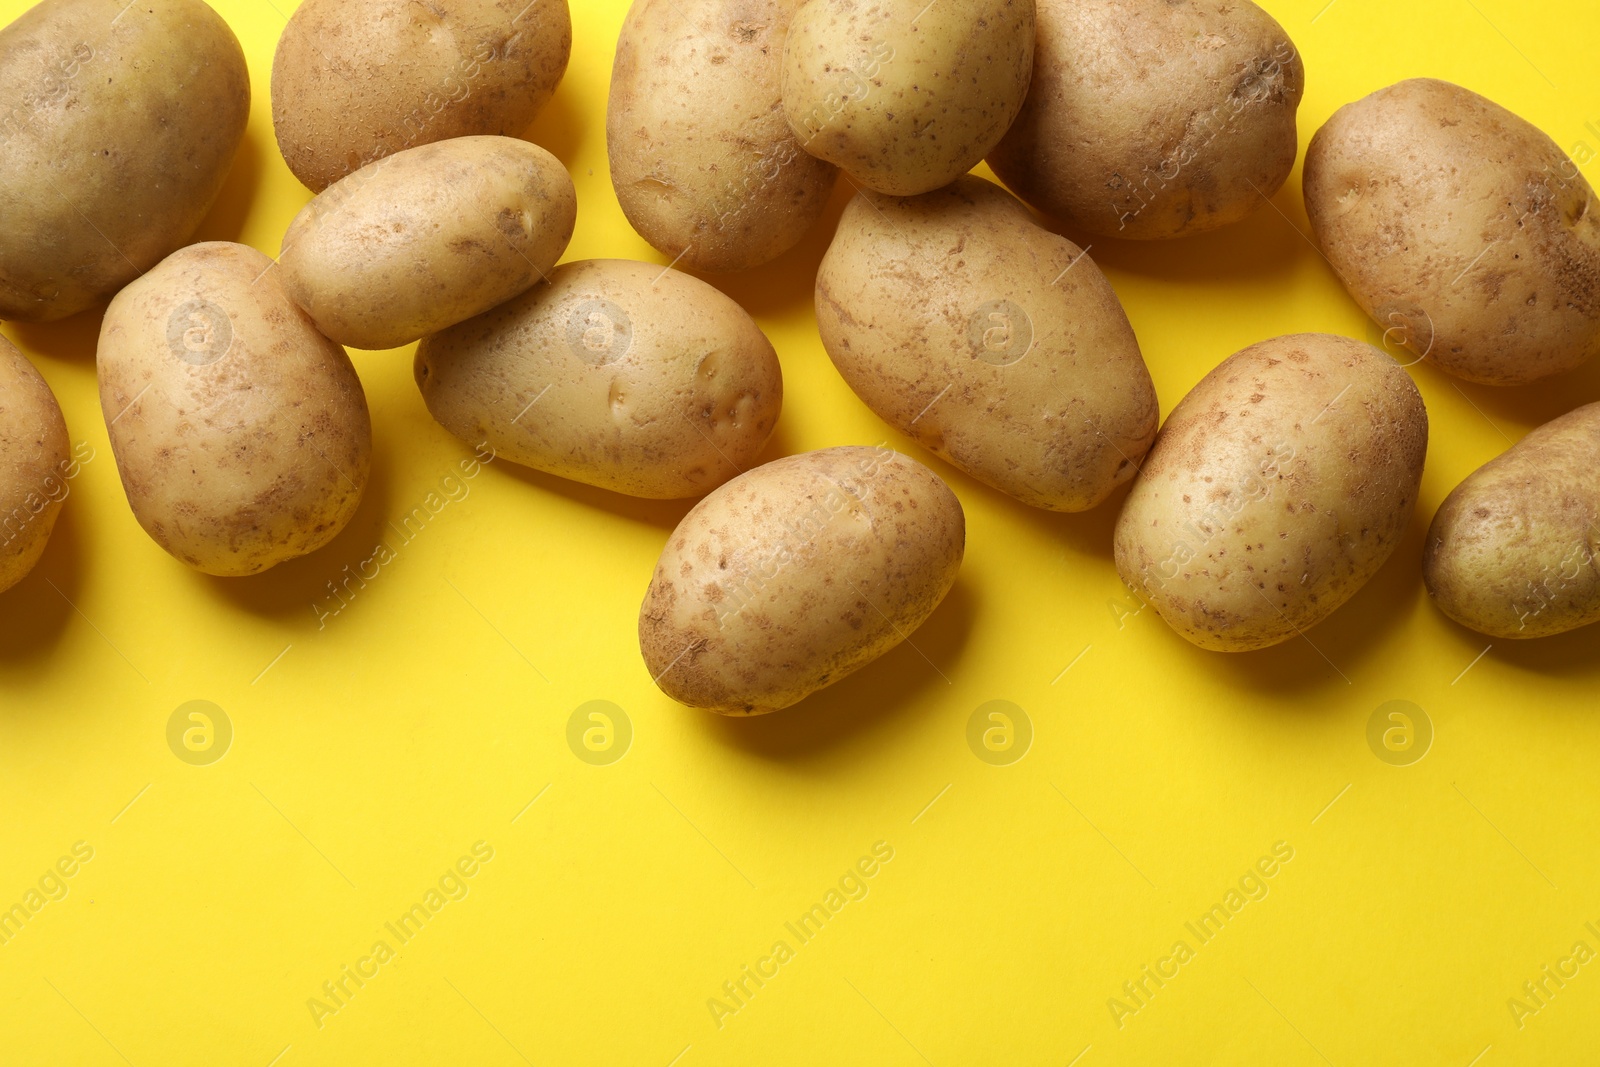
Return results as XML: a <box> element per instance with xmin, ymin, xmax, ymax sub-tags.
<box><xmin>3</xmin><ymin>0</ymin><xmax>1599</xmax><ymax>1063</ymax></box>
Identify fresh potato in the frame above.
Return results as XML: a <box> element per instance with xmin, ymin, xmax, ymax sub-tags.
<box><xmin>781</xmin><ymin>0</ymin><xmax>1033</xmax><ymax>197</ymax></box>
<box><xmin>1425</xmin><ymin>403</ymin><xmax>1600</xmax><ymax>639</ymax></box>
<box><xmin>0</xmin><ymin>338</ymin><xmax>70</xmax><ymax>593</ymax></box>
<box><xmin>1114</xmin><ymin>334</ymin><xmax>1427</xmax><ymax>652</ymax></box>
<box><xmin>97</xmin><ymin>243</ymin><xmax>371</xmax><ymax>577</ymax></box>
<box><xmin>817</xmin><ymin>176</ymin><xmax>1157</xmax><ymax>511</ymax></box>
<box><xmin>988</xmin><ymin>0</ymin><xmax>1303</xmax><ymax>240</ymax></box>
<box><xmin>279</xmin><ymin>136</ymin><xmax>576</xmax><ymax>351</ymax></box>
<box><xmin>0</xmin><ymin>0</ymin><xmax>249</xmax><ymax>321</ymax></box>
<box><xmin>608</xmin><ymin>0</ymin><xmax>837</xmax><ymax>272</ymax></box>
<box><xmin>639</xmin><ymin>446</ymin><xmax>964</xmax><ymax>714</ymax></box>
<box><xmin>272</xmin><ymin>0</ymin><xmax>572</xmax><ymax>193</ymax></box>
<box><xmin>415</xmin><ymin>259</ymin><xmax>781</xmax><ymax>499</ymax></box>
<box><xmin>1304</xmin><ymin>79</ymin><xmax>1600</xmax><ymax>385</ymax></box>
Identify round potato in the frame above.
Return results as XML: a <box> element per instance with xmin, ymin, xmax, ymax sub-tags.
<box><xmin>1424</xmin><ymin>403</ymin><xmax>1600</xmax><ymax>639</ymax></box>
<box><xmin>272</xmin><ymin>0</ymin><xmax>572</xmax><ymax>193</ymax></box>
<box><xmin>1304</xmin><ymin>79</ymin><xmax>1600</xmax><ymax>385</ymax></box>
<box><xmin>279</xmin><ymin>136</ymin><xmax>576</xmax><ymax>351</ymax></box>
<box><xmin>0</xmin><ymin>0</ymin><xmax>249</xmax><ymax>321</ymax></box>
<box><xmin>97</xmin><ymin>243</ymin><xmax>372</xmax><ymax>577</ymax></box>
<box><xmin>0</xmin><ymin>338</ymin><xmax>70</xmax><ymax>594</ymax></box>
<box><xmin>608</xmin><ymin>0</ymin><xmax>837</xmax><ymax>272</ymax></box>
<box><xmin>781</xmin><ymin>0</ymin><xmax>1034</xmax><ymax>197</ymax></box>
<box><xmin>1114</xmin><ymin>334</ymin><xmax>1427</xmax><ymax>652</ymax></box>
<box><xmin>639</xmin><ymin>446</ymin><xmax>964</xmax><ymax>714</ymax></box>
<box><xmin>816</xmin><ymin>176</ymin><xmax>1158</xmax><ymax>511</ymax></box>
<box><xmin>415</xmin><ymin>259</ymin><xmax>782</xmax><ymax>499</ymax></box>
<box><xmin>988</xmin><ymin>0</ymin><xmax>1303</xmax><ymax>240</ymax></box>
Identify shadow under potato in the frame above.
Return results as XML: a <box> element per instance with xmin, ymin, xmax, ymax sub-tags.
<box><xmin>0</xmin><ymin>502</ymin><xmax>83</xmax><ymax>671</ymax></box>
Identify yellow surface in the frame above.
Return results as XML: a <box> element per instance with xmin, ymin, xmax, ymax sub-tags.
<box><xmin>3</xmin><ymin>0</ymin><xmax>1599</xmax><ymax>1063</ymax></box>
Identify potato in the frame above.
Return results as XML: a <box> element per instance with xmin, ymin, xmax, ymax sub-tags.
<box><xmin>415</xmin><ymin>259</ymin><xmax>781</xmax><ymax>498</ymax></box>
<box><xmin>781</xmin><ymin>0</ymin><xmax>1033</xmax><ymax>197</ymax></box>
<box><xmin>0</xmin><ymin>0</ymin><xmax>249</xmax><ymax>321</ymax></box>
<box><xmin>1114</xmin><ymin>333</ymin><xmax>1427</xmax><ymax>652</ymax></box>
<box><xmin>278</xmin><ymin>136</ymin><xmax>576</xmax><ymax>351</ymax></box>
<box><xmin>97</xmin><ymin>243</ymin><xmax>372</xmax><ymax>577</ymax></box>
<box><xmin>272</xmin><ymin>0</ymin><xmax>572</xmax><ymax>193</ymax></box>
<box><xmin>817</xmin><ymin>176</ymin><xmax>1157</xmax><ymax>511</ymax></box>
<box><xmin>988</xmin><ymin>0</ymin><xmax>1303</xmax><ymax>240</ymax></box>
<box><xmin>639</xmin><ymin>446</ymin><xmax>964</xmax><ymax>714</ymax></box>
<box><xmin>1304</xmin><ymin>79</ymin><xmax>1600</xmax><ymax>385</ymax></box>
<box><xmin>608</xmin><ymin>0</ymin><xmax>837</xmax><ymax>272</ymax></box>
<box><xmin>0</xmin><ymin>338</ymin><xmax>70</xmax><ymax>593</ymax></box>
<box><xmin>1424</xmin><ymin>403</ymin><xmax>1600</xmax><ymax>639</ymax></box>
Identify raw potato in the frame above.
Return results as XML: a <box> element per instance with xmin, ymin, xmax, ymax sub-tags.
<box><xmin>0</xmin><ymin>338</ymin><xmax>70</xmax><ymax>594</ymax></box>
<box><xmin>415</xmin><ymin>259</ymin><xmax>781</xmax><ymax>499</ymax></box>
<box><xmin>781</xmin><ymin>0</ymin><xmax>1034</xmax><ymax>197</ymax></box>
<box><xmin>1424</xmin><ymin>403</ymin><xmax>1600</xmax><ymax>639</ymax></box>
<box><xmin>1304</xmin><ymin>78</ymin><xmax>1600</xmax><ymax>385</ymax></box>
<box><xmin>279</xmin><ymin>136</ymin><xmax>577</xmax><ymax>351</ymax></box>
<box><xmin>0</xmin><ymin>0</ymin><xmax>249</xmax><ymax>321</ymax></box>
<box><xmin>609</xmin><ymin>0</ymin><xmax>837</xmax><ymax>272</ymax></box>
<box><xmin>817</xmin><ymin>176</ymin><xmax>1158</xmax><ymax>511</ymax></box>
<box><xmin>988</xmin><ymin>0</ymin><xmax>1303</xmax><ymax>240</ymax></box>
<box><xmin>97</xmin><ymin>243</ymin><xmax>372</xmax><ymax>577</ymax></box>
<box><xmin>639</xmin><ymin>446</ymin><xmax>964</xmax><ymax>714</ymax></box>
<box><xmin>272</xmin><ymin>0</ymin><xmax>572</xmax><ymax>193</ymax></box>
<box><xmin>1114</xmin><ymin>334</ymin><xmax>1427</xmax><ymax>652</ymax></box>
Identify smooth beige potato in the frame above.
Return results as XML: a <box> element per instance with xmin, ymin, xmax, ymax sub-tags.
<box><xmin>97</xmin><ymin>243</ymin><xmax>372</xmax><ymax>577</ymax></box>
<box><xmin>781</xmin><ymin>0</ymin><xmax>1034</xmax><ymax>196</ymax></box>
<box><xmin>817</xmin><ymin>176</ymin><xmax>1158</xmax><ymax>511</ymax></box>
<box><xmin>279</xmin><ymin>136</ymin><xmax>576</xmax><ymax>351</ymax></box>
<box><xmin>1114</xmin><ymin>334</ymin><xmax>1427</xmax><ymax>652</ymax></box>
<box><xmin>1305</xmin><ymin>79</ymin><xmax>1600</xmax><ymax>385</ymax></box>
<box><xmin>639</xmin><ymin>446</ymin><xmax>964</xmax><ymax>714</ymax></box>
<box><xmin>0</xmin><ymin>0</ymin><xmax>249</xmax><ymax>321</ymax></box>
<box><xmin>988</xmin><ymin>0</ymin><xmax>1303</xmax><ymax>240</ymax></box>
<box><xmin>272</xmin><ymin>0</ymin><xmax>572</xmax><ymax>193</ymax></box>
<box><xmin>415</xmin><ymin>259</ymin><xmax>782</xmax><ymax>499</ymax></box>
<box><xmin>1425</xmin><ymin>403</ymin><xmax>1600</xmax><ymax>638</ymax></box>
<box><xmin>0</xmin><ymin>338</ymin><xmax>70</xmax><ymax>593</ymax></box>
<box><xmin>608</xmin><ymin>0</ymin><xmax>837</xmax><ymax>272</ymax></box>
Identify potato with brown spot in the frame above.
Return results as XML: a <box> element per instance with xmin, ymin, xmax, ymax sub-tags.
<box><xmin>1114</xmin><ymin>334</ymin><xmax>1427</xmax><ymax>652</ymax></box>
<box><xmin>97</xmin><ymin>243</ymin><xmax>372</xmax><ymax>577</ymax></box>
<box><xmin>0</xmin><ymin>339</ymin><xmax>70</xmax><ymax>593</ymax></box>
<box><xmin>639</xmin><ymin>446</ymin><xmax>964</xmax><ymax>715</ymax></box>
<box><xmin>1304</xmin><ymin>79</ymin><xmax>1600</xmax><ymax>385</ymax></box>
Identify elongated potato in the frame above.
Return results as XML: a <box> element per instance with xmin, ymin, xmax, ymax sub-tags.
<box><xmin>97</xmin><ymin>243</ymin><xmax>372</xmax><ymax>577</ymax></box>
<box><xmin>279</xmin><ymin>136</ymin><xmax>576</xmax><ymax>351</ymax></box>
<box><xmin>639</xmin><ymin>446</ymin><xmax>964</xmax><ymax>714</ymax></box>
<box><xmin>817</xmin><ymin>176</ymin><xmax>1158</xmax><ymax>511</ymax></box>
<box><xmin>608</xmin><ymin>0</ymin><xmax>837</xmax><ymax>272</ymax></box>
<box><xmin>0</xmin><ymin>338</ymin><xmax>70</xmax><ymax>593</ymax></box>
<box><xmin>0</xmin><ymin>0</ymin><xmax>249</xmax><ymax>321</ymax></box>
<box><xmin>1114</xmin><ymin>334</ymin><xmax>1427</xmax><ymax>652</ymax></box>
<box><xmin>415</xmin><ymin>259</ymin><xmax>781</xmax><ymax>499</ymax></box>
<box><xmin>1425</xmin><ymin>403</ymin><xmax>1600</xmax><ymax>639</ymax></box>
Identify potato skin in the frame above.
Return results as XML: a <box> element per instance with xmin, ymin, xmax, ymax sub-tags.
<box><xmin>0</xmin><ymin>0</ymin><xmax>249</xmax><ymax>321</ymax></box>
<box><xmin>988</xmin><ymin>0</ymin><xmax>1302</xmax><ymax>240</ymax></box>
<box><xmin>1114</xmin><ymin>334</ymin><xmax>1427</xmax><ymax>652</ymax></box>
<box><xmin>1304</xmin><ymin>79</ymin><xmax>1600</xmax><ymax>385</ymax></box>
<box><xmin>272</xmin><ymin>0</ymin><xmax>572</xmax><ymax>193</ymax></box>
<box><xmin>97</xmin><ymin>243</ymin><xmax>372</xmax><ymax>577</ymax></box>
<box><xmin>639</xmin><ymin>446</ymin><xmax>964</xmax><ymax>714</ymax></box>
<box><xmin>415</xmin><ymin>259</ymin><xmax>782</xmax><ymax>499</ymax></box>
<box><xmin>0</xmin><ymin>338</ymin><xmax>70</xmax><ymax>593</ymax></box>
<box><xmin>608</xmin><ymin>0</ymin><xmax>837</xmax><ymax>272</ymax></box>
<box><xmin>1424</xmin><ymin>404</ymin><xmax>1600</xmax><ymax>639</ymax></box>
<box><xmin>817</xmin><ymin>176</ymin><xmax>1158</xmax><ymax>511</ymax></box>
<box><xmin>279</xmin><ymin>136</ymin><xmax>576</xmax><ymax>351</ymax></box>
<box><xmin>781</xmin><ymin>0</ymin><xmax>1034</xmax><ymax>197</ymax></box>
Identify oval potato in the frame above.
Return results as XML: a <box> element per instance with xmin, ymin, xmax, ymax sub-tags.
<box><xmin>0</xmin><ymin>338</ymin><xmax>70</xmax><ymax>593</ymax></box>
<box><xmin>639</xmin><ymin>446</ymin><xmax>964</xmax><ymax>714</ymax></box>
